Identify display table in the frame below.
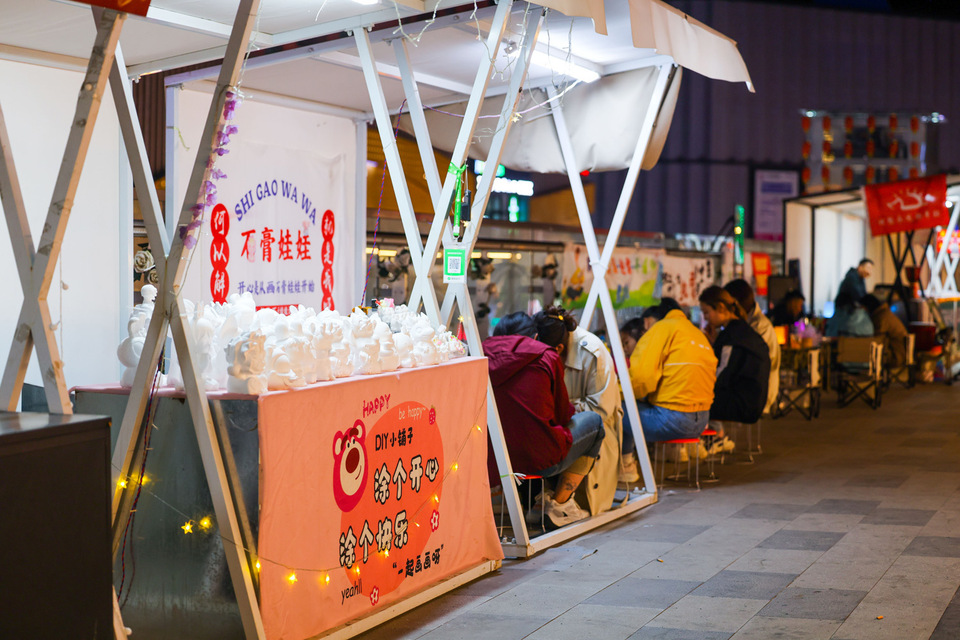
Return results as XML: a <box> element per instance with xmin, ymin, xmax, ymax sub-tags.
<box><xmin>75</xmin><ymin>356</ymin><xmax>502</xmax><ymax>640</ymax></box>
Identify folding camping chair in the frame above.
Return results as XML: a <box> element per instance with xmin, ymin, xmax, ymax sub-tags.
<box><xmin>884</xmin><ymin>333</ymin><xmax>916</xmax><ymax>389</ymax></box>
<box><xmin>774</xmin><ymin>347</ymin><xmax>822</xmax><ymax>420</ymax></box>
<box><xmin>836</xmin><ymin>337</ymin><xmax>884</xmax><ymax>409</ymax></box>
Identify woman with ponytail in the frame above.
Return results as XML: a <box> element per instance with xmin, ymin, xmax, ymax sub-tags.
<box><xmin>698</xmin><ymin>286</ymin><xmax>771</xmax><ymax>426</ymax></box>
<box><xmin>534</xmin><ymin>306</ymin><xmax>619</xmax><ymax>517</ymax></box>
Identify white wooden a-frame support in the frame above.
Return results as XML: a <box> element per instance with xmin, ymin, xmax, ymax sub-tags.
<box><xmin>0</xmin><ymin>10</ymin><xmax>131</xmax><ymax>637</ymax></box>
<box><xmin>106</xmin><ymin>1</ymin><xmax>267</xmax><ymax>638</ymax></box>
<box><xmin>0</xmin><ymin>10</ymin><xmax>124</xmax><ymax>414</ymax></box>
<box><xmin>491</xmin><ymin>66</ymin><xmax>676</xmax><ymax>557</ymax></box>
<box><xmin>925</xmin><ymin>205</ymin><xmax>960</xmax><ymax>298</ymax></box>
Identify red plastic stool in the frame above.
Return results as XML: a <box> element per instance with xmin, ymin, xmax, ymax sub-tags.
<box><xmin>653</xmin><ymin>438</ymin><xmax>701</xmax><ymax>490</ymax></box>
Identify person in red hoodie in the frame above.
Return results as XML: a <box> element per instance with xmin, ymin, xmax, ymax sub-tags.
<box><xmin>484</xmin><ymin>312</ymin><xmax>604</xmax><ymax>529</ymax></box>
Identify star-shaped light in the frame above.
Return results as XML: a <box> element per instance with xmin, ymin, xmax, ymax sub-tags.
<box><xmin>182</xmin><ymin>521</ymin><xmax>193</xmax><ymax>534</ymax></box>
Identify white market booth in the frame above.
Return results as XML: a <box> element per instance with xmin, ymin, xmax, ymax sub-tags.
<box><xmin>784</xmin><ymin>176</ymin><xmax>960</xmax><ymax>316</ymax></box>
<box><xmin>0</xmin><ymin>1</ymin><xmax>751</xmax><ymax>638</ymax></box>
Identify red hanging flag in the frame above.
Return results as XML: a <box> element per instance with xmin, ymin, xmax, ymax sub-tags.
<box><xmin>864</xmin><ymin>174</ymin><xmax>949</xmax><ymax>237</ymax></box>
<box><xmin>73</xmin><ymin>0</ymin><xmax>151</xmax><ymax>16</ymax></box>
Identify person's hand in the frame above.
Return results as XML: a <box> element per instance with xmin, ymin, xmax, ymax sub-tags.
<box><xmin>704</xmin><ymin>324</ymin><xmax>718</xmax><ymax>344</ymax></box>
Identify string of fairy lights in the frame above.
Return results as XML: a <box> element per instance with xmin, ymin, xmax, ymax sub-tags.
<box><xmin>112</xmin><ymin>391</ymin><xmax>487</xmax><ymax>592</ymax></box>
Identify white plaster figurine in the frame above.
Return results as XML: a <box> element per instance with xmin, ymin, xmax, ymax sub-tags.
<box><xmin>117</xmin><ymin>284</ymin><xmax>158</xmax><ymax>387</ymax></box>
<box><xmin>225</xmin><ymin>331</ymin><xmax>267</xmax><ymax>395</ymax></box>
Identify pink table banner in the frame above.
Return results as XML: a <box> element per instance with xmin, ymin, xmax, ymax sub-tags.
<box><xmin>256</xmin><ymin>357</ymin><xmax>502</xmax><ymax>639</ymax></box>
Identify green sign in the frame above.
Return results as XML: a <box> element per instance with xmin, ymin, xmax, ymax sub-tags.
<box><xmin>734</xmin><ymin>204</ymin><xmax>745</xmax><ymax>265</ymax></box>
<box><xmin>443</xmin><ymin>246</ymin><xmax>467</xmax><ymax>283</ymax></box>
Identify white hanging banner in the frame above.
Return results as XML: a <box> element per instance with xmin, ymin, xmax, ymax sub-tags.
<box><xmin>659</xmin><ymin>254</ymin><xmax>716</xmax><ymax>307</ymax></box>
<box><xmin>202</xmin><ymin>141</ymin><xmax>346</xmax><ymax>312</ymax></box>
<box><xmin>176</xmin><ymin>88</ymin><xmax>357</xmax><ymax>313</ymax></box>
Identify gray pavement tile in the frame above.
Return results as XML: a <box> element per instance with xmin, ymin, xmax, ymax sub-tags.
<box><xmin>899</xmin><ymin>436</ymin><xmax>953</xmax><ymax>447</ymax></box>
<box><xmin>692</xmin><ymin>570</ymin><xmax>796</xmax><ymax>600</ymax></box>
<box><xmin>739</xmin><ymin>469</ymin><xmax>802</xmax><ymax>484</ymax></box>
<box><xmin>806</xmin><ymin>499</ymin><xmax>880</xmax><ymax>515</ymax></box>
<box><xmin>729</xmin><ymin>503</ymin><xmax>809</xmax><ymax>521</ymax></box>
<box><xmin>416</xmin><ymin>611</ymin><xmax>553</xmax><ymax>640</ymax></box>
<box><xmin>628</xmin><ymin>628</ymin><xmax>732</xmax><ymax>639</ymax></box>
<box><xmin>524</xmin><ymin>604</ymin><xmax>661</xmax><ymax>640</ymax></box>
<box><xmin>452</xmin><ymin>569</ymin><xmax>542</xmax><ymax>598</ymax></box>
<box><xmin>843</xmin><ymin>473</ymin><xmax>909</xmax><ymax>489</ymax></box>
<box><xmin>612</xmin><ymin>523</ymin><xmax>712</xmax><ymax>543</ymax></box>
<box><xmin>873</xmin><ymin>426</ymin><xmax>918</xmax><ymax>435</ymax></box>
<box><xmin>729</xmin><ymin>616</ymin><xmax>840</xmax><ymax>639</ymax></box>
<box><xmin>860</xmin><ymin>508</ymin><xmax>936</xmax><ymax>526</ymax></box>
<box><xmin>930</xmin><ymin>583</ymin><xmax>960</xmax><ymax>640</ymax></box>
<box><xmin>757</xmin><ymin>529</ymin><xmax>845</xmax><ymax>551</ymax></box>
<box><xmin>726</xmin><ymin>548</ymin><xmax>823</xmax><ymax>575</ymax></box>
<box><xmin>902</xmin><ymin>536</ymin><xmax>960</xmax><ymax>558</ymax></box>
<box><xmin>758</xmin><ymin>587</ymin><xmax>867</xmax><ymax>620</ymax></box>
<box><xmin>650</xmin><ymin>595</ymin><xmax>767</xmax><ymax>632</ymax></box>
<box><xmin>585</xmin><ymin>577</ymin><xmax>701</xmax><ymax>609</ymax></box>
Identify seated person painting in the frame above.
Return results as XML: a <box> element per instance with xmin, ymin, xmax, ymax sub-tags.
<box><xmin>861</xmin><ymin>294</ymin><xmax>909</xmax><ymax>366</ymax></box>
<box><xmin>533</xmin><ymin>306</ymin><xmax>622</xmax><ymax>516</ymax></box>
<box><xmin>699</xmin><ymin>286</ymin><xmax>771</xmax><ymax>426</ymax></box>
<box><xmin>620</xmin><ymin>298</ymin><xmax>717</xmax><ymax>460</ymax></box>
<box><xmin>769</xmin><ymin>289</ymin><xmax>806</xmax><ymax>327</ymax></box>
<box><xmin>483</xmin><ymin>312</ymin><xmax>604</xmax><ymax>529</ymax></box>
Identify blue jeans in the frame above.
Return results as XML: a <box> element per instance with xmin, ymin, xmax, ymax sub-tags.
<box><xmin>622</xmin><ymin>401</ymin><xmax>709</xmax><ymax>452</ymax></box>
<box><xmin>535</xmin><ymin>410</ymin><xmax>604</xmax><ymax>477</ymax></box>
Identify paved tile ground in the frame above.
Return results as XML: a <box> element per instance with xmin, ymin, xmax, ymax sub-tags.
<box><xmin>364</xmin><ymin>383</ymin><xmax>960</xmax><ymax>639</ymax></box>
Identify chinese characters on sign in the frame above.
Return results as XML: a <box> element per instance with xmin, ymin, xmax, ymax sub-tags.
<box><xmin>864</xmin><ymin>174</ymin><xmax>949</xmax><ymax>237</ymax></box>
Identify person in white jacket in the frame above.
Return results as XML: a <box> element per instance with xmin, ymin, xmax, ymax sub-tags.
<box><xmin>534</xmin><ymin>306</ymin><xmax>622</xmax><ymax>516</ymax></box>
<box><xmin>724</xmin><ymin>279</ymin><xmax>781</xmax><ymax>415</ymax></box>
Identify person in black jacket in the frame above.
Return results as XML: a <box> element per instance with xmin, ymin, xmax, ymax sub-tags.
<box><xmin>699</xmin><ymin>286</ymin><xmax>771</xmax><ymax>425</ymax></box>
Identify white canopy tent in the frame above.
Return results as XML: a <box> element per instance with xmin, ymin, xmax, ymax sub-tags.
<box><xmin>0</xmin><ymin>1</ymin><xmax>752</xmax><ymax>637</ymax></box>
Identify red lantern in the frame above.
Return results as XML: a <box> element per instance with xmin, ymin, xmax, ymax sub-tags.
<box><xmin>909</xmin><ymin>167</ymin><xmax>919</xmax><ymax>179</ymax></box>
<box><xmin>802</xmin><ymin>141</ymin><xmax>812</xmax><ymax>159</ymax></box>
<box><xmin>843</xmin><ymin>166</ymin><xmax>854</xmax><ymax>185</ymax></box>
<box><xmin>866</xmin><ymin>166</ymin><xmax>876</xmax><ymax>184</ymax></box>
<box><xmin>823</xmin><ymin>140</ymin><xmax>832</xmax><ymax>156</ymax></box>
<box><xmin>821</xmin><ymin>165</ymin><xmax>831</xmax><ymax>185</ymax></box>
<box><xmin>802</xmin><ymin>166</ymin><xmax>811</xmax><ymax>184</ymax></box>
<box><xmin>801</xmin><ymin>116</ymin><xmax>811</xmax><ymax>133</ymax></box>
<box><xmin>866</xmin><ymin>139</ymin><xmax>875</xmax><ymax>158</ymax></box>
<box><xmin>844</xmin><ymin>116</ymin><xmax>854</xmax><ymax>133</ymax></box>
<box><xmin>823</xmin><ymin>116</ymin><xmax>832</xmax><ymax>132</ymax></box>
<box><xmin>889</xmin><ymin>139</ymin><xmax>899</xmax><ymax>158</ymax></box>
<box><xmin>910</xmin><ymin>141</ymin><xmax>920</xmax><ymax>158</ymax></box>
<box><xmin>867</xmin><ymin>115</ymin><xmax>876</xmax><ymax>133</ymax></box>
<box><xmin>844</xmin><ymin>140</ymin><xmax>853</xmax><ymax>158</ymax></box>
<box><xmin>889</xmin><ymin>114</ymin><xmax>898</xmax><ymax>130</ymax></box>
<box><xmin>888</xmin><ymin>166</ymin><xmax>899</xmax><ymax>182</ymax></box>
<box><xmin>910</xmin><ymin>116</ymin><xmax>920</xmax><ymax>133</ymax></box>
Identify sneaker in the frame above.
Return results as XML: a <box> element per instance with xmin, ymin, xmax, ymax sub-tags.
<box><xmin>696</xmin><ymin>442</ymin><xmax>709</xmax><ymax>460</ymax></box>
<box><xmin>708</xmin><ymin>436</ymin><xmax>736</xmax><ymax>455</ymax></box>
<box><xmin>543</xmin><ymin>494</ymin><xmax>589</xmax><ymax>529</ymax></box>
<box><xmin>525</xmin><ymin>491</ymin><xmax>550</xmax><ymax>525</ymax></box>
<box><xmin>619</xmin><ymin>453</ymin><xmax>640</xmax><ymax>483</ymax></box>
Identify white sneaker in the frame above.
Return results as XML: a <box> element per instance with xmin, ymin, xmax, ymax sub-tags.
<box><xmin>619</xmin><ymin>453</ymin><xmax>641</xmax><ymax>483</ymax></box>
<box><xmin>543</xmin><ymin>494</ymin><xmax>589</xmax><ymax>529</ymax></box>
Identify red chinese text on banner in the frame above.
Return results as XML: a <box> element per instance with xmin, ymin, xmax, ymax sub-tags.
<box><xmin>74</xmin><ymin>0</ymin><xmax>152</xmax><ymax>17</ymax></box>
<box><xmin>257</xmin><ymin>358</ymin><xmax>502</xmax><ymax>640</ymax></box>
<box><xmin>751</xmin><ymin>252</ymin><xmax>771</xmax><ymax>296</ymax></box>
<box><xmin>864</xmin><ymin>174</ymin><xmax>949</xmax><ymax>237</ymax></box>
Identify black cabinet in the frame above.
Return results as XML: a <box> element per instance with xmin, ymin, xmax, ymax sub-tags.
<box><xmin>0</xmin><ymin>411</ymin><xmax>113</xmax><ymax>639</ymax></box>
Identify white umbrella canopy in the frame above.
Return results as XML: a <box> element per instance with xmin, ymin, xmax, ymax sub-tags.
<box><xmin>537</xmin><ymin>0</ymin><xmax>754</xmax><ymax>91</ymax></box>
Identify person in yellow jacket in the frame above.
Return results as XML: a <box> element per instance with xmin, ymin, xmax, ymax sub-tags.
<box><xmin>620</xmin><ymin>300</ymin><xmax>718</xmax><ymax>458</ymax></box>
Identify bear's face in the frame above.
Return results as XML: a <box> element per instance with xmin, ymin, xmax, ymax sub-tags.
<box><xmin>332</xmin><ymin>420</ymin><xmax>368</xmax><ymax>512</ymax></box>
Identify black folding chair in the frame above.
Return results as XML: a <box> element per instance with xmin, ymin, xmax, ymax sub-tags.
<box><xmin>836</xmin><ymin>337</ymin><xmax>884</xmax><ymax>409</ymax></box>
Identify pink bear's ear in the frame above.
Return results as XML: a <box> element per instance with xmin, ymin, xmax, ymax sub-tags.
<box><xmin>333</xmin><ymin>432</ymin><xmax>344</xmax><ymax>456</ymax></box>
<box><xmin>353</xmin><ymin>419</ymin><xmax>365</xmax><ymax>440</ymax></box>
